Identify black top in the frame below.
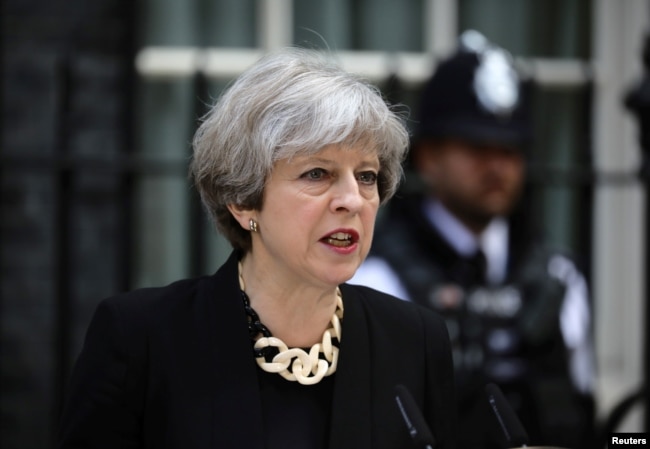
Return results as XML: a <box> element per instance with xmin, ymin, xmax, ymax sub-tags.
<box><xmin>57</xmin><ymin>250</ymin><xmax>457</xmax><ymax>449</ymax></box>
<box><xmin>259</xmin><ymin>369</ymin><xmax>334</xmax><ymax>449</ymax></box>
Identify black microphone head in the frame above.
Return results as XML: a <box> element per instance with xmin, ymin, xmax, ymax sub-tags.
<box><xmin>394</xmin><ymin>384</ymin><xmax>436</xmax><ymax>448</ymax></box>
<box><xmin>485</xmin><ymin>383</ymin><xmax>529</xmax><ymax>447</ymax></box>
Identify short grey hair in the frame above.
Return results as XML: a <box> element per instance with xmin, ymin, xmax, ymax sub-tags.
<box><xmin>190</xmin><ymin>47</ymin><xmax>409</xmax><ymax>252</ymax></box>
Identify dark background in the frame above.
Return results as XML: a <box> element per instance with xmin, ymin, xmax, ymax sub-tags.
<box><xmin>2</xmin><ymin>1</ymin><xmax>136</xmax><ymax>446</ymax></box>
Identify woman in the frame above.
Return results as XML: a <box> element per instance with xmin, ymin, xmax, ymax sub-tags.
<box><xmin>57</xmin><ymin>48</ymin><xmax>457</xmax><ymax>449</ymax></box>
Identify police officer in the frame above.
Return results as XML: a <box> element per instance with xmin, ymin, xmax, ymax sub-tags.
<box><xmin>352</xmin><ymin>30</ymin><xmax>595</xmax><ymax>449</ymax></box>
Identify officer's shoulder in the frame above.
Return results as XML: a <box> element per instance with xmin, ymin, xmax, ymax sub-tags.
<box><xmin>524</xmin><ymin>241</ymin><xmax>586</xmax><ymax>273</ymax></box>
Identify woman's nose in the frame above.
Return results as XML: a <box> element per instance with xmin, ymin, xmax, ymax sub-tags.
<box><xmin>331</xmin><ymin>174</ymin><xmax>364</xmax><ymax>213</ymax></box>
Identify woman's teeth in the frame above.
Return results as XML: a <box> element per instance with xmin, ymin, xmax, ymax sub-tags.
<box><xmin>326</xmin><ymin>232</ymin><xmax>352</xmax><ymax>247</ymax></box>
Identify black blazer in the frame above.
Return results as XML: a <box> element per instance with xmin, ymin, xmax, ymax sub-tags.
<box><xmin>58</xmin><ymin>251</ymin><xmax>457</xmax><ymax>449</ymax></box>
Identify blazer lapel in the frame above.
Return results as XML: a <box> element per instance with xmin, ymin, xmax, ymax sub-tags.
<box><xmin>328</xmin><ymin>285</ymin><xmax>373</xmax><ymax>449</ymax></box>
<box><xmin>201</xmin><ymin>252</ymin><xmax>265</xmax><ymax>449</ymax></box>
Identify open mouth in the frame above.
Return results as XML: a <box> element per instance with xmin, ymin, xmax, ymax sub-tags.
<box><xmin>323</xmin><ymin>232</ymin><xmax>354</xmax><ymax>248</ymax></box>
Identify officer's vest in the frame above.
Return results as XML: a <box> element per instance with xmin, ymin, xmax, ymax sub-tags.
<box><xmin>369</xmin><ymin>211</ymin><xmax>593</xmax><ymax>448</ymax></box>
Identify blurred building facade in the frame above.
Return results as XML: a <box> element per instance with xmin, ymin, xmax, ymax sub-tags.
<box><xmin>2</xmin><ymin>1</ymin><xmax>648</xmax><ymax>448</ymax></box>
<box><xmin>3</xmin><ymin>1</ymin><xmax>135</xmax><ymax>447</ymax></box>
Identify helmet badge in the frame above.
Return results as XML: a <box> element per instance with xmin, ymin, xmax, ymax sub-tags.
<box><xmin>460</xmin><ymin>30</ymin><xmax>521</xmax><ymax>117</ymax></box>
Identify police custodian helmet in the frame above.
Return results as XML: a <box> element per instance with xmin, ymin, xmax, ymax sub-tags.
<box><xmin>415</xmin><ymin>30</ymin><xmax>533</xmax><ymax>146</ymax></box>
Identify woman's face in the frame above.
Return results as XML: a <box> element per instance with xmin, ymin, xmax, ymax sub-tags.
<box><xmin>250</xmin><ymin>143</ymin><xmax>381</xmax><ymax>289</ymax></box>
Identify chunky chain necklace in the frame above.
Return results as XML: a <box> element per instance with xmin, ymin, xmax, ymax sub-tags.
<box><xmin>238</xmin><ymin>262</ymin><xmax>343</xmax><ymax>385</ymax></box>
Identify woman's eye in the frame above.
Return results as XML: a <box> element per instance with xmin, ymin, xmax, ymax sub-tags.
<box><xmin>301</xmin><ymin>168</ymin><xmax>327</xmax><ymax>180</ymax></box>
<box><xmin>357</xmin><ymin>171</ymin><xmax>378</xmax><ymax>185</ymax></box>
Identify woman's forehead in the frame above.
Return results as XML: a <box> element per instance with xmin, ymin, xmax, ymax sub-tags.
<box><xmin>281</xmin><ymin>142</ymin><xmax>380</xmax><ymax>163</ymax></box>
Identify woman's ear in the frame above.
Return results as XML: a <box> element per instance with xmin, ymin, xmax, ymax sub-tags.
<box><xmin>227</xmin><ymin>204</ymin><xmax>255</xmax><ymax>231</ymax></box>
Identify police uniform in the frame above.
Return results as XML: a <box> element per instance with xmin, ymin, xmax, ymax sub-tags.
<box><xmin>350</xmin><ymin>31</ymin><xmax>595</xmax><ymax>449</ymax></box>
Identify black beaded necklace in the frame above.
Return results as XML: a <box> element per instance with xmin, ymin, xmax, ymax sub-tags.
<box><xmin>241</xmin><ymin>289</ymin><xmax>278</xmax><ymax>361</ymax></box>
<box><xmin>237</xmin><ymin>261</ymin><xmax>344</xmax><ymax>385</ymax></box>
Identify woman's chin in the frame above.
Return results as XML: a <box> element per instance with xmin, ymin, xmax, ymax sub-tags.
<box><xmin>331</xmin><ymin>266</ymin><xmax>361</xmax><ymax>286</ymax></box>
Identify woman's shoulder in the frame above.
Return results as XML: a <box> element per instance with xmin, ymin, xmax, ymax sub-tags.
<box><xmin>340</xmin><ymin>283</ymin><xmax>445</xmax><ymax>329</ymax></box>
<box><xmin>106</xmin><ymin>251</ymin><xmax>241</xmax><ymax>313</ymax></box>
<box><xmin>80</xmin><ymin>273</ymin><xmax>233</xmax><ymax>357</ymax></box>
<box><xmin>340</xmin><ymin>283</ymin><xmax>451</xmax><ymax>361</ymax></box>
<box><xmin>103</xmin><ymin>276</ymin><xmax>205</xmax><ymax>310</ymax></box>
<box><xmin>341</xmin><ymin>282</ymin><xmax>406</xmax><ymax>304</ymax></box>
<box><xmin>93</xmin><ymin>273</ymin><xmax>226</xmax><ymax>333</ymax></box>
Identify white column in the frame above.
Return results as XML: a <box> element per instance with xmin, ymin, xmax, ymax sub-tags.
<box><xmin>257</xmin><ymin>0</ymin><xmax>294</xmax><ymax>50</ymax></box>
<box><xmin>592</xmin><ymin>0</ymin><xmax>649</xmax><ymax>430</ymax></box>
<box><xmin>424</xmin><ymin>0</ymin><xmax>458</xmax><ymax>56</ymax></box>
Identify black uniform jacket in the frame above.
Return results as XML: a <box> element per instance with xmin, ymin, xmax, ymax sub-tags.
<box><xmin>57</xmin><ymin>251</ymin><xmax>457</xmax><ymax>449</ymax></box>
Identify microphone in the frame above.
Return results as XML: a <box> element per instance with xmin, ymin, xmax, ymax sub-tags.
<box><xmin>485</xmin><ymin>383</ymin><xmax>529</xmax><ymax>448</ymax></box>
<box><xmin>394</xmin><ymin>384</ymin><xmax>436</xmax><ymax>449</ymax></box>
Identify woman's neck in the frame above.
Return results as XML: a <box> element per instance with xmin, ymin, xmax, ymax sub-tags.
<box><xmin>239</xmin><ymin>258</ymin><xmax>339</xmax><ymax>347</ymax></box>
